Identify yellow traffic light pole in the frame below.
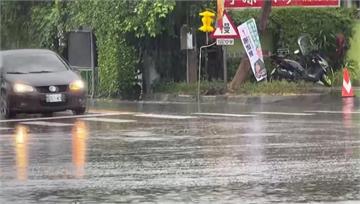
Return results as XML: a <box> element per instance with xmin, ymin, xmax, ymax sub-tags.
<box><xmin>197</xmin><ymin>10</ymin><xmax>216</xmax><ymax>106</ymax></box>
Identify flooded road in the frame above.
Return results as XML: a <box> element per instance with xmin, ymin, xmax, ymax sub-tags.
<box><xmin>0</xmin><ymin>95</ymin><xmax>359</xmax><ymax>203</ymax></box>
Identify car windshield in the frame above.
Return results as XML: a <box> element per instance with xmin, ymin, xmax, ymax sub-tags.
<box><xmin>3</xmin><ymin>52</ymin><xmax>68</xmax><ymax>74</ymax></box>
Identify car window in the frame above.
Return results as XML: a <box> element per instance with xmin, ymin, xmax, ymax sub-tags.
<box><xmin>3</xmin><ymin>53</ymin><xmax>69</xmax><ymax>73</ymax></box>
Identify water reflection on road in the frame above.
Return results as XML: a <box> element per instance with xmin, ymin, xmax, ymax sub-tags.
<box><xmin>10</xmin><ymin>120</ymin><xmax>89</xmax><ymax>181</ymax></box>
<box><xmin>14</xmin><ymin>125</ymin><xmax>29</xmax><ymax>181</ymax></box>
<box><xmin>343</xmin><ymin>97</ymin><xmax>355</xmax><ymax>128</ymax></box>
<box><xmin>72</xmin><ymin>120</ymin><xmax>88</xmax><ymax>179</ymax></box>
<box><xmin>0</xmin><ymin>95</ymin><xmax>360</xmax><ymax>203</ymax></box>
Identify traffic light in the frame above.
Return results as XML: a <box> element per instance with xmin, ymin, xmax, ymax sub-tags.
<box><xmin>199</xmin><ymin>11</ymin><xmax>215</xmax><ymax>33</ymax></box>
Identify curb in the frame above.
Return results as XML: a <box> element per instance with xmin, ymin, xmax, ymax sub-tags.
<box><xmin>91</xmin><ymin>87</ymin><xmax>347</xmax><ymax>105</ymax></box>
<box><xmin>142</xmin><ymin>91</ymin><xmax>331</xmax><ymax>105</ymax></box>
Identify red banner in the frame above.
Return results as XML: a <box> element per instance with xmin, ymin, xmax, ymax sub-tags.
<box><xmin>225</xmin><ymin>0</ymin><xmax>340</xmax><ymax>9</ymax></box>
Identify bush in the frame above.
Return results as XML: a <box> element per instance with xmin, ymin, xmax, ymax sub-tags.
<box><xmin>331</xmin><ymin>59</ymin><xmax>360</xmax><ymax>86</ymax></box>
<box><xmin>97</xmin><ymin>38</ymin><xmax>137</xmax><ymax>97</ymax></box>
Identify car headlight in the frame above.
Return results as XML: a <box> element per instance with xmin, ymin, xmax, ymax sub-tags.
<box><xmin>69</xmin><ymin>80</ymin><xmax>85</xmax><ymax>91</ymax></box>
<box><xmin>13</xmin><ymin>83</ymin><xmax>34</xmax><ymax>93</ymax></box>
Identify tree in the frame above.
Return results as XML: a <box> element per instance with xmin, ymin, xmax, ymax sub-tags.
<box><xmin>0</xmin><ymin>1</ymin><xmax>34</xmax><ymax>49</ymax></box>
<box><xmin>228</xmin><ymin>1</ymin><xmax>272</xmax><ymax>91</ymax></box>
<box><xmin>31</xmin><ymin>0</ymin><xmax>67</xmax><ymax>53</ymax></box>
<box><xmin>66</xmin><ymin>0</ymin><xmax>176</xmax><ymax>97</ymax></box>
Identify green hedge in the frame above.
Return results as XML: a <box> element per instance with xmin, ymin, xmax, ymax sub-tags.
<box><xmin>347</xmin><ymin>21</ymin><xmax>360</xmax><ymax>72</ymax></box>
<box><xmin>96</xmin><ymin>38</ymin><xmax>137</xmax><ymax>97</ymax></box>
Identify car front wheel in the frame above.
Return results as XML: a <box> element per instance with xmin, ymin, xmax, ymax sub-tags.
<box><xmin>0</xmin><ymin>92</ymin><xmax>13</xmax><ymax>119</ymax></box>
<box><xmin>72</xmin><ymin>107</ymin><xmax>86</xmax><ymax>115</ymax></box>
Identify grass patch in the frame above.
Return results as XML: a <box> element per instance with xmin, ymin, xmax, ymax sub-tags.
<box><xmin>153</xmin><ymin>80</ymin><xmax>316</xmax><ymax>96</ymax></box>
<box><xmin>153</xmin><ymin>81</ymin><xmax>226</xmax><ymax>95</ymax></box>
<box><xmin>236</xmin><ymin>81</ymin><xmax>313</xmax><ymax>96</ymax></box>
<box><xmin>330</xmin><ymin>59</ymin><xmax>360</xmax><ymax>86</ymax></box>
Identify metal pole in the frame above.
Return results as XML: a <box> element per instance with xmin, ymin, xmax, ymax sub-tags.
<box><xmin>90</xmin><ymin>32</ymin><xmax>95</xmax><ymax>99</ymax></box>
<box><xmin>186</xmin><ymin>5</ymin><xmax>190</xmax><ymax>84</ymax></box>
<box><xmin>222</xmin><ymin>46</ymin><xmax>227</xmax><ymax>86</ymax></box>
<box><xmin>197</xmin><ymin>42</ymin><xmax>216</xmax><ymax>103</ymax></box>
<box><xmin>204</xmin><ymin>33</ymin><xmax>209</xmax><ymax>79</ymax></box>
<box><xmin>206</xmin><ymin>32</ymin><xmax>209</xmax><ymax>45</ymax></box>
<box><xmin>186</xmin><ymin>49</ymin><xmax>189</xmax><ymax>83</ymax></box>
<box><xmin>197</xmin><ymin>48</ymin><xmax>202</xmax><ymax>103</ymax></box>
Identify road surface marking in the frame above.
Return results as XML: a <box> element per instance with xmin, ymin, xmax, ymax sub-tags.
<box><xmin>0</xmin><ymin>113</ymin><xmax>124</xmax><ymax>123</ymax></box>
<box><xmin>88</xmin><ymin>110</ymin><xmax>135</xmax><ymax>115</ymax></box>
<box><xmin>135</xmin><ymin>113</ymin><xmax>197</xmax><ymax>120</ymax></box>
<box><xmin>0</xmin><ymin>127</ymin><xmax>12</xmax><ymax>130</ymax></box>
<box><xmin>20</xmin><ymin>121</ymin><xmax>73</xmax><ymax>127</ymax></box>
<box><xmin>193</xmin><ymin>113</ymin><xmax>256</xmax><ymax>118</ymax></box>
<box><xmin>253</xmin><ymin>112</ymin><xmax>314</xmax><ymax>116</ymax></box>
<box><xmin>306</xmin><ymin>110</ymin><xmax>360</xmax><ymax>114</ymax></box>
<box><xmin>81</xmin><ymin>118</ymin><xmax>136</xmax><ymax>123</ymax></box>
<box><xmin>124</xmin><ymin>131</ymin><xmax>154</xmax><ymax>137</ymax></box>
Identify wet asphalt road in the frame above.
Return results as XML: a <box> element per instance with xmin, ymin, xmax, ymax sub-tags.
<box><xmin>0</xmin><ymin>94</ymin><xmax>360</xmax><ymax>203</ymax></box>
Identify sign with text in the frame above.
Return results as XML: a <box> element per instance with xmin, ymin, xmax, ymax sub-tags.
<box><xmin>216</xmin><ymin>38</ymin><xmax>235</xmax><ymax>45</ymax></box>
<box><xmin>225</xmin><ymin>0</ymin><xmax>340</xmax><ymax>9</ymax></box>
<box><xmin>211</xmin><ymin>12</ymin><xmax>240</xmax><ymax>39</ymax></box>
<box><xmin>68</xmin><ymin>31</ymin><xmax>95</xmax><ymax>69</ymax></box>
<box><xmin>238</xmin><ymin>18</ymin><xmax>267</xmax><ymax>81</ymax></box>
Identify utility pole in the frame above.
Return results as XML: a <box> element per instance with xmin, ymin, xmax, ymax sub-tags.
<box><xmin>223</xmin><ymin>46</ymin><xmax>227</xmax><ymax>85</ymax></box>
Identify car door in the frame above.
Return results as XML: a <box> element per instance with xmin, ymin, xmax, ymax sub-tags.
<box><xmin>0</xmin><ymin>60</ymin><xmax>11</xmax><ymax>96</ymax></box>
<box><xmin>0</xmin><ymin>64</ymin><xmax>4</xmax><ymax>94</ymax></box>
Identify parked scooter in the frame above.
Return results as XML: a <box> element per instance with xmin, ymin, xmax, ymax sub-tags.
<box><xmin>269</xmin><ymin>35</ymin><xmax>332</xmax><ymax>87</ymax></box>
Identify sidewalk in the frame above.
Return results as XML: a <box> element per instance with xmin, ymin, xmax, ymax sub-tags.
<box><xmin>92</xmin><ymin>87</ymin><xmax>359</xmax><ymax>105</ymax></box>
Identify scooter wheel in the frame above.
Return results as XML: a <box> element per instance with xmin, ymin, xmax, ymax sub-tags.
<box><xmin>270</xmin><ymin>74</ymin><xmax>283</xmax><ymax>82</ymax></box>
<box><xmin>320</xmin><ymin>74</ymin><xmax>332</xmax><ymax>87</ymax></box>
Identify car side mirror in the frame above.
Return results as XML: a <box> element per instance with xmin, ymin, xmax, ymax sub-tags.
<box><xmin>294</xmin><ymin>49</ymin><xmax>300</xmax><ymax>55</ymax></box>
<box><xmin>70</xmin><ymin>66</ymin><xmax>81</xmax><ymax>74</ymax></box>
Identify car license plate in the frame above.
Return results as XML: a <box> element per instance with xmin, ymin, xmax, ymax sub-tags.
<box><xmin>46</xmin><ymin>94</ymin><xmax>63</xmax><ymax>103</ymax></box>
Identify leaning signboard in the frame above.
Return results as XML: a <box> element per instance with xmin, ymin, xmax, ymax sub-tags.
<box><xmin>238</xmin><ymin>18</ymin><xmax>267</xmax><ymax>81</ymax></box>
<box><xmin>225</xmin><ymin>0</ymin><xmax>340</xmax><ymax>9</ymax></box>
